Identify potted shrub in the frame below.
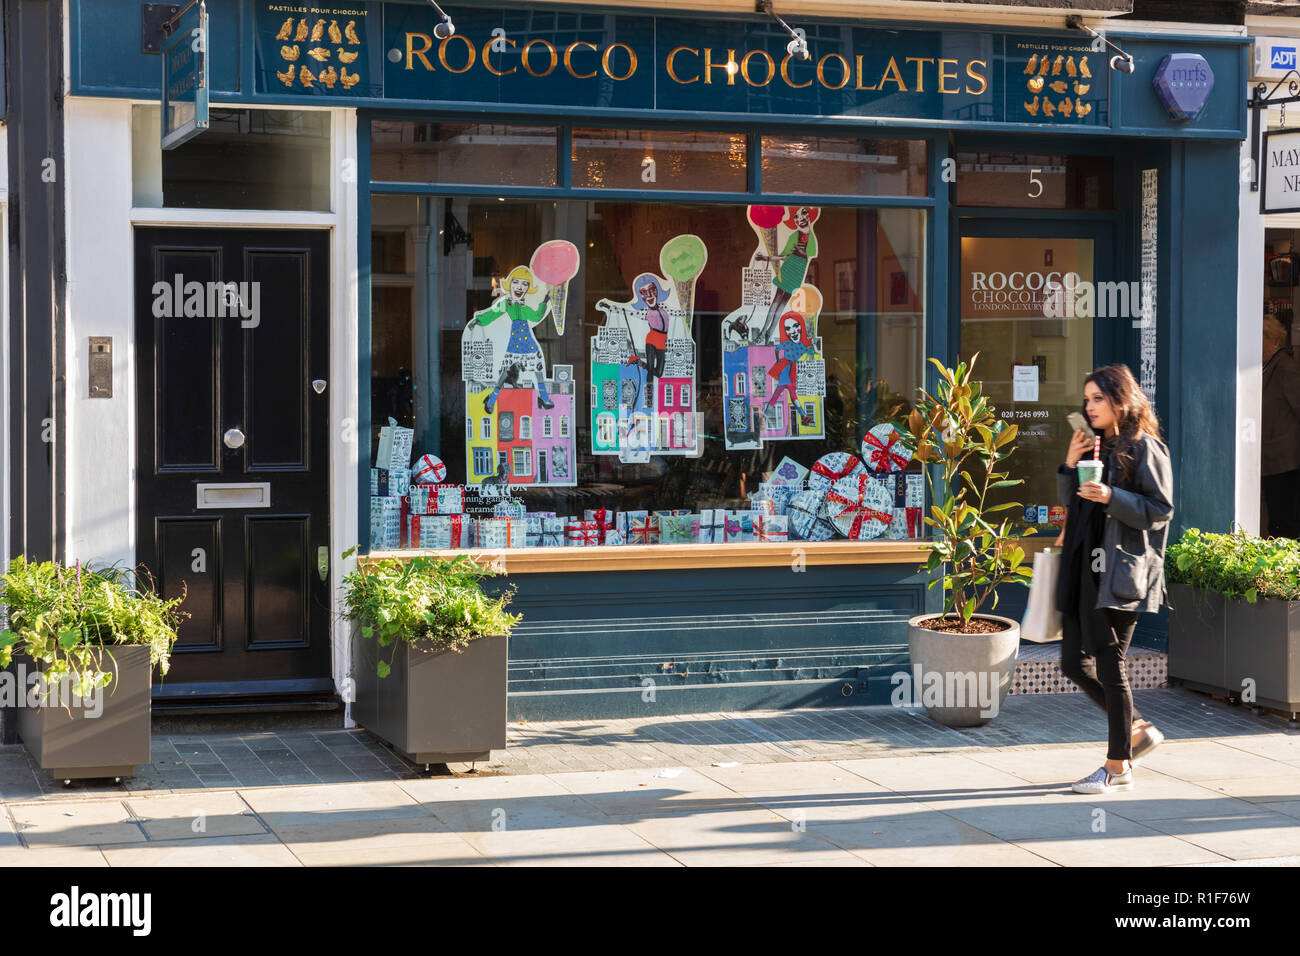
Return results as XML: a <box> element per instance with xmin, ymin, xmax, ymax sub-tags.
<box><xmin>342</xmin><ymin>550</ymin><xmax>518</xmax><ymax>768</ymax></box>
<box><xmin>901</xmin><ymin>355</ymin><xmax>1034</xmax><ymax>727</ymax></box>
<box><xmin>0</xmin><ymin>557</ymin><xmax>184</xmax><ymax>784</ymax></box>
<box><xmin>1166</xmin><ymin>528</ymin><xmax>1300</xmax><ymax>716</ymax></box>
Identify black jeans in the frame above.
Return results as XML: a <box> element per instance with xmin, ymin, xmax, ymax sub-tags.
<box><xmin>1060</xmin><ymin>598</ymin><xmax>1142</xmax><ymax>762</ymax></box>
<box><xmin>1263</xmin><ymin>469</ymin><xmax>1300</xmax><ymax>540</ymax></box>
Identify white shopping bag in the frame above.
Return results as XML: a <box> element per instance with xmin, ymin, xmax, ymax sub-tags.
<box><xmin>1021</xmin><ymin>548</ymin><xmax>1063</xmax><ymax>643</ymax></box>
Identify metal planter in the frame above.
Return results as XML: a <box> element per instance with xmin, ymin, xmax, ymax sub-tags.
<box><xmin>15</xmin><ymin>644</ymin><xmax>152</xmax><ymax>782</ymax></box>
<box><xmin>352</xmin><ymin>632</ymin><xmax>508</xmax><ymax>766</ymax></box>
<box><xmin>1167</xmin><ymin>582</ymin><xmax>1228</xmax><ymax>695</ymax></box>
<box><xmin>1225</xmin><ymin>597</ymin><xmax>1300</xmax><ymax>718</ymax></box>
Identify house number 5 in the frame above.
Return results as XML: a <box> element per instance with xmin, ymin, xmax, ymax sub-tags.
<box><xmin>1028</xmin><ymin>168</ymin><xmax>1043</xmax><ymax>198</ymax></box>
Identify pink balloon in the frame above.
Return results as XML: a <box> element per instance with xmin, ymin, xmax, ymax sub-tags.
<box><xmin>530</xmin><ymin>240</ymin><xmax>580</xmax><ymax>285</ymax></box>
<box><xmin>748</xmin><ymin>205</ymin><xmax>785</xmax><ymax>229</ymax></box>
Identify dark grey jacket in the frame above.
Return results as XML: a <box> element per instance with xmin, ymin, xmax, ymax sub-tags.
<box><xmin>1056</xmin><ymin>433</ymin><xmax>1174</xmax><ymax>613</ymax></box>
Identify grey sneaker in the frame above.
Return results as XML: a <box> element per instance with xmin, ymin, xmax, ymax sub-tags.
<box><xmin>1072</xmin><ymin>766</ymin><xmax>1134</xmax><ymax>794</ymax></box>
<box><xmin>1132</xmin><ymin>725</ymin><xmax>1165</xmax><ymax>765</ymax></box>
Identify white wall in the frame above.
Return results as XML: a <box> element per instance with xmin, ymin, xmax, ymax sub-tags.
<box><xmin>1238</xmin><ymin>127</ymin><xmax>1264</xmax><ymax>537</ymax></box>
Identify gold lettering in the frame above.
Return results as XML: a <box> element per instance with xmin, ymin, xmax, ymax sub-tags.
<box><xmin>741</xmin><ymin>49</ymin><xmax>775</xmax><ymax>87</ymax></box>
<box><xmin>564</xmin><ymin>41</ymin><xmax>597</xmax><ymax>79</ymax></box>
<box><xmin>905</xmin><ymin>57</ymin><xmax>933</xmax><ymax>93</ymax></box>
<box><xmin>937</xmin><ymin>58</ymin><xmax>959</xmax><ymax>94</ymax></box>
<box><xmin>855</xmin><ymin>54</ymin><xmax>877</xmax><ymax>90</ymax></box>
<box><xmin>438</xmin><ymin>34</ymin><xmax>476</xmax><ymax>74</ymax></box>
<box><xmin>704</xmin><ymin>48</ymin><xmax>738</xmax><ymax>85</ymax></box>
<box><xmin>878</xmin><ymin>56</ymin><xmax>906</xmax><ymax>92</ymax></box>
<box><xmin>602</xmin><ymin>42</ymin><xmax>637</xmax><ymax>81</ymax></box>
<box><xmin>965</xmin><ymin>59</ymin><xmax>989</xmax><ymax>95</ymax></box>
<box><xmin>780</xmin><ymin>53</ymin><xmax>812</xmax><ymax>89</ymax></box>
<box><xmin>406</xmin><ymin>32</ymin><xmax>434</xmax><ymax>72</ymax></box>
<box><xmin>817</xmin><ymin>53</ymin><xmax>850</xmax><ymax>90</ymax></box>
<box><xmin>483</xmin><ymin>37</ymin><xmax>517</xmax><ymax>76</ymax></box>
<box><xmin>522</xmin><ymin>38</ymin><xmax>558</xmax><ymax>78</ymax></box>
<box><xmin>666</xmin><ymin>46</ymin><xmax>700</xmax><ymax>84</ymax></box>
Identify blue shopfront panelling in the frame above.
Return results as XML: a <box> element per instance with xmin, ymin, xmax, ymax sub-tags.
<box><xmin>1116</xmin><ymin>37</ymin><xmax>1246</xmax><ymax>138</ymax></box>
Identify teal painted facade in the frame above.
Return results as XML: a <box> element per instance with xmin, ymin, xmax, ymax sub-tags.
<box><xmin>72</xmin><ymin>0</ymin><xmax>1248</xmax><ymax>717</ymax></box>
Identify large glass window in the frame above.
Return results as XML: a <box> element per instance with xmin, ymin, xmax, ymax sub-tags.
<box><xmin>370</xmin><ymin>122</ymin><xmax>558</xmax><ymax>186</ymax></box>
<box><xmin>573</xmin><ymin>129</ymin><xmax>747</xmax><ymax>192</ymax></box>
<box><xmin>762</xmin><ymin>136</ymin><xmax>927</xmax><ymax>197</ymax></box>
<box><xmin>955</xmin><ymin>151</ymin><xmax>1113</xmax><ymax>209</ymax></box>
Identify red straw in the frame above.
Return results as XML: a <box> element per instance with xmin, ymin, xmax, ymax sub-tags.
<box><xmin>1093</xmin><ymin>435</ymin><xmax>1101</xmax><ymax>462</ymax></box>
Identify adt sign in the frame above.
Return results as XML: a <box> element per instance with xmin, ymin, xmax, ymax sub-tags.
<box><xmin>1152</xmin><ymin>53</ymin><xmax>1215</xmax><ymax>122</ymax></box>
<box><xmin>1272</xmin><ymin>46</ymin><xmax>1297</xmax><ymax>70</ymax></box>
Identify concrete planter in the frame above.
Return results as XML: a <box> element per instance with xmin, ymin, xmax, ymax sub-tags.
<box><xmin>353</xmin><ymin>632</ymin><xmax>508</xmax><ymax>766</ymax></box>
<box><xmin>1225</xmin><ymin>597</ymin><xmax>1300</xmax><ymax>718</ymax></box>
<box><xmin>1167</xmin><ymin>582</ymin><xmax>1228</xmax><ymax>695</ymax></box>
<box><xmin>15</xmin><ymin>644</ymin><xmax>152</xmax><ymax>783</ymax></box>
<box><xmin>906</xmin><ymin>613</ymin><xmax>1020</xmax><ymax>727</ymax></box>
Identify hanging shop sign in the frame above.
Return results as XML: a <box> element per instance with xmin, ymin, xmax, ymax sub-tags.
<box><xmin>1262</xmin><ymin>128</ymin><xmax>1300</xmax><ymax>214</ymax></box>
<box><xmin>161</xmin><ymin>0</ymin><xmax>209</xmax><ymax>149</ymax></box>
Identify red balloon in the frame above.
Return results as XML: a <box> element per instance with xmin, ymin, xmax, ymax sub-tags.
<box><xmin>748</xmin><ymin>205</ymin><xmax>785</xmax><ymax>229</ymax></box>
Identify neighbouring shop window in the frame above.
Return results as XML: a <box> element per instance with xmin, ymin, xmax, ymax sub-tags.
<box><xmin>131</xmin><ymin>106</ymin><xmax>331</xmax><ymax>210</ymax></box>
<box><xmin>573</xmin><ymin>129</ymin><xmax>747</xmax><ymax>192</ymax></box>
<box><xmin>762</xmin><ymin>136</ymin><xmax>927</xmax><ymax>197</ymax></box>
<box><xmin>954</xmin><ymin>151</ymin><xmax>1113</xmax><ymax>209</ymax></box>
<box><xmin>370</xmin><ymin>122</ymin><xmax>558</xmax><ymax>186</ymax></box>
<box><xmin>369</xmin><ymin>192</ymin><xmax>928</xmax><ymax>550</ymax></box>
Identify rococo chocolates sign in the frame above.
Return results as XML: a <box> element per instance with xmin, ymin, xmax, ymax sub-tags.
<box><xmin>254</xmin><ymin>2</ymin><xmax>1108</xmax><ymax>125</ymax></box>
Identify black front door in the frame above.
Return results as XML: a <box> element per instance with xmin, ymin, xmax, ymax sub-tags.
<box><xmin>135</xmin><ymin>228</ymin><xmax>332</xmax><ymax>700</ymax></box>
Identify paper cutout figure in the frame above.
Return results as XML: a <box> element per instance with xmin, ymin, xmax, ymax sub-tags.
<box><xmin>721</xmin><ymin>206</ymin><xmax>827</xmax><ymax>450</ymax></box>
<box><xmin>463</xmin><ymin>244</ymin><xmax>578</xmax><ymax>488</ymax></box>
<box><xmin>592</xmin><ymin>236</ymin><xmax>704</xmax><ymax>461</ymax></box>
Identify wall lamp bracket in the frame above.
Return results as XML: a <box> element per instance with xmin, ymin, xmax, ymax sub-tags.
<box><xmin>1065</xmin><ymin>15</ymin><xmax>1134</xmax><ymax>74</ymax></box>
<box><xmin>756</xmin><ymin>0</ymin><xmax>810</xmax><ymax>61</ymax></box>
<box><xmin>427</xmin><ymin>0</ymin><xmax>455</xmax><ymax>40</ymax></box>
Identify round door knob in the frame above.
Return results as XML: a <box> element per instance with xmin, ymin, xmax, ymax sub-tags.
<box><xmin>223</xmin><ymin>428</ymin><xmax>246</xmax><ymax>449</ymax></box>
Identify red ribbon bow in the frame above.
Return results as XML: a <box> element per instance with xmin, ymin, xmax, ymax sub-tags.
<box><xmin>566</xmin><ymin>521</ymin><xmax>600</xmax><ymax>546</ymax></box>
<box><xmin>753</xmin><ymin>517</ymin><xmax>788</xmax><ymax>542</ymax></box>
<box><xmin>826</xmin><ymin>489</ymin><xmax>894</xmax><ymax>540</ymax></box>
<box><xmin>863</xmin><ymin>429</ymin><xmax>911</xmax><ymax>473</ymax></box>
<box><xmin>812</xmin><ymin>456</ymin><xmax>859</xmax><ymax>484</ymax></box>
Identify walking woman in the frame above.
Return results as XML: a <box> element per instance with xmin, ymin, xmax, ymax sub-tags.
<box><xmin>1055</xmin><ymin>364</ymin><xmax>1173</xmax><ymax>794</ymax></box>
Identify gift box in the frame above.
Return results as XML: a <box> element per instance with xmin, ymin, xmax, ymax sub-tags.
<box><xmin>616</xmin><ymin>510</ymin><xmax>648</xmax><ymax>537</ymax></box>
<box><xmin>697</xmin><ymin>509</ymin><xmax>727</xmax><ymax>544</ymax></box>
<box><xmin>583</xmin><ymin>508</ymin><xmax>614</xmax><ymax>544</ymax></box>
<box><xmin>370</xmin><ymin>467</ymin><xmax>410</xmax><ymax>498</ymax></box>
<box><xmin>757</xmin><ymin>482</ymin><xmax>797</xmax><ymax>514</ymax></box>
<box><xmin>808</xmin><ymin>451</ymin><xmax>867</xmax><ymax>494</ymax></box>
<box><xmin>410</xmin><ymin>453</ymin><xmax>447</xmax><ymax>484</ymax></box>
<box><xmin>375</xmin><ymin>418</ymin><xmax>414</xmax><ymax>471</ymax></box>
<box><xmin>660</xmin><ymin>513</ymin><xmax>700</xmax><ymax>544</ymax></box>
<box><xmin>524</xmin><ymin>516</ymin><xmax>566</xmax><ymax>548</ymax></box>
<box><xmin>477</xmin><ymin>517</ymin><xmax>523</xmax><ymax>549</ymax></box>
<box><xmin>493</xmin><ymin>497</ymin><xmax>526</xmax><ymax>519</ymax></box>
<box><xmin>408</xmin><ymin>483</ymin><xmax>464</xmax><ymax>516</ymax></box>
<box><xmin>627</xmin><ymin>514</ymin><xmax>661</xmax><ymax>546</ymax></box>
<box><xmin>825</xmin><ymin>474</ymin><xmax>894</xmax><ymax>541</ymax></box>
<box><xmin>748</xmin><ymin>496</ymin><xmax>777</xmax><ymax>517</ymax></box>
<box><xmin>409</xmin><ymin>514</ymin><xmax>469</xmax><ymax>549</ymax></box>
<box><xmin>788</xmin><ymin>490</ymin><xmax>836</xmax><ymax>542</ymax></box>
<box><xmin>565</xmin><ymin>519</ymin><xmax>602</xmax><ymax>547</ymax></box>
<box><xmin>604</xmin><ymin>530</ymin><xmax>627</xmax><ymax>546</ymax></box>
<box><xmin>369</xmin><ymin>497</ymin><xmax>402</xmax><ymax>550</ymax></box>
<box><xmin>652</xmin><ymin>509</ymin><xmax>692</xmax><ymax>518</ymax></box>
<box><xmin>753</xmin><ymin>514</ymin><xmax>789</xmax><ymax>543</ymax></box>
<box><xmin>905</xmin><ymin>473</ymin><xmax>924</xmax><ymax>508</ymax></box>
<box><xmin>724</xmin><ymin>511</ymin><xmax>756</xmax><ymax>543</ymax></box>
<box><xmin>861</xmin><ymin>423</ymin><xmax>914</xmax><ymax>475</ymax></box>
<box><xmin>770</xmin><ymin>456</ymin><xmax>810</xmax><ymax>486</ymax></box>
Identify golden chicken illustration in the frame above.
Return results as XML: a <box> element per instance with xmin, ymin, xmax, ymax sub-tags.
<box><xmin>299</xmin><ymin>64</ymin><xmax>315</xmax><ymax>87</ymax></box>
<box><xmin>1024</xmin><ymin>96</ymin><xmax>1040</xmax><ymax>116</ymax></box>
<box><xmin>340</xmin><ymin>67</ymin><xmax>360</xmax><ymax>89</ymax></box>
<box><xmin>1049</xmin><ymin>80</ymin><xmax>1068</xmax><ymax>95</ymax></box>
<box><xmin>1027</xmin><ymin>75</ymin><xmax>1044</xmax><ymax>94</ymax></box>
<box><xmin>337</xmin><ymin>48</ymin><xmax>359</xmax><ymax>64</ymax></box>
<box><xmin>280</xmin><ymin>44</ymin><xmax>300</xmax><ymax>62</ymax></box>
<box><xmin>1079</xmin><ymin>58</ymin><xmax>1092</xmax><ymax>78</ymax></box>
<box><xmin>1023</xmin><ymin>54</ymin><xmax>1038</xmax><ymax>75</ymax></box>
<box><xmin>1038</xmin><ymin>55</ymin><xmax>1051</xmax><ymax>76</ymax></box>
<box><xmin>275</xmin><ymin>17</ymin><xmax>294</xmax><ymax>41</ymax></box>
<box><xmin>345</xmin><ymin>20</ymin><xmax>360</xmax><ymax>44</ymax></box>
<box><xmin>1059</xmin><ymin>98</ymin><xmax>1074</xmax><ymax>117</ymax></box>
<box><xmin>1065</xmin><ymin>56</ymin><xmax>1077</xmax><ymax>78</ymax></box>
<box><xmin>311</xmin><ymin>19</ymin><xmax>326</xmax><ymax>42</ymax></box>
<box><xmin>1076</xmin><ymin>99</ymin><xmax>1092</xmax><ymax>117</ymax></box>
<box><xmin>1042</xmin><ymin>97</ymin><xmax>1056</xmax><ymax>117</ymax></box>
<box><xmin>1074</xmin><ymin>81</ymin><xmax>1090</xmax><ymax>96</ymax></box>
<box><xmin>328</xmin><ymin>20</ymin><xmax>343</xmax><ymax>44</ymax></box>
<box><xmin>307</xmin><ymin>47</ymin><xmax>331</xmax><ymax>62</ymax></box>
<box><xmin>276</xmin><ymin>64</ymin><xmax>295</xmax><ymax>86</ymax></box>
<box><xmin>1051</xmin><ymin>55</ymin><xmax>1064</xmax><ymax>75</ymax></box>
<box><xmin>294</xmin><ymin>19</ymin><xmax>309</xmax><ymax>42</ymax></box>
<box><xmin>319</xmin><ymin>66</ymin><xmax>338</xmax><ymax>89</ymax></box>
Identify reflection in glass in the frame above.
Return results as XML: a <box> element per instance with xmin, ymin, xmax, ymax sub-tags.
<box><xmin>370</xmin><ymin>122</ymin><xmax>558</xmax><ymax>186</ymax></box>
<box><xmin>573</xmin><ymin>129</ymin><xmax>747</xmax><ymax>191</ymax></box>
<box><xmin>762</xmin><ymin>136</ymin><xmax>927</xmax><ymax>197</ymax></box>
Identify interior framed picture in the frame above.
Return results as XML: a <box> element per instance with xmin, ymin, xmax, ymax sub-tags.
<box><xmin>881</xmin><ymin>255</ymin><xmax>917</xmax><ymax>313</ymax></box>
<box><xmin>834</xmin><ymin>259</ymin><xmax>856</xmax><ymax>319</ymax></box>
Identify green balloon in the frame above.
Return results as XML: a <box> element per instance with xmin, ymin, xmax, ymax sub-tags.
<box><xmin>660</xmin><ymin>234</ymin><xmax>708</xmax><ymax>283</ymax></box>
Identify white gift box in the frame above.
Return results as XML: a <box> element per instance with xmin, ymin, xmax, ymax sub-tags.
<box><xmin>369</xmin><ymin>497</ymin><xmax>402</xmax><ymax>550</ymax></box>
<box><xmin>408</xmin><ymin>514</ymin><xmax>469</xmax><ymax>549</ymax></box>
<box><xmin>370</xmin><ymin>467</ymin><xmax>410</xmax><ymax>498</ymax></box>
<box><xmin>375</xmin><ymin>418</ymin><xmax>414</xmax><ymax>471</ymax></box>
<box><xmin>408</xmin><ymin>483</ymin><xmax>464</xmax><ymax>515</ymax></box>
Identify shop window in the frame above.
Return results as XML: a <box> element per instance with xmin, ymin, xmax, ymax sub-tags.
<box><xmin>762</xmin><ymin>136</ymin><xmax>927</xmax><ymax>197</ymax></box>
<box><xmin>368</xmin><ymin>197</ymin><xmax>927</xmax><ymax>549</ymax></box>
<box><xmin>573</xmin><ymin>129</ymin><xmax>747</xmax><ymax>192</ymax></box>
<box><xmin>132</xmin><ymin>106</ymin><xmax>331</xmax><ymax>210</ymax></box>
<box><xmin>370</xmin><ymin>122</ymin><xmax>558</xmax><ymax>187</ymax></box>
<box><xmin>954</xmin><ymin>152</ymin><xmax>1114</xmax><ymax>210</ymax></box>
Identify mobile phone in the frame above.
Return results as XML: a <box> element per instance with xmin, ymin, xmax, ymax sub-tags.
<box><xmin>1066</xmin><ymin>412</ymin><xmax>1095</xmax><ymax>440</ymax></box>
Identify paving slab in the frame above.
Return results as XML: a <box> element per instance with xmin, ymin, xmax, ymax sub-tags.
<box><xmin>1193</xmin><ymin>775</ymin><xmax>1300</xmax><ymax>803</ymax></box>
<box><xmin>1138</xmin><ymin>741</ymin><xmax>1300</xmax><ymax>782</ymax></box>
<box><xmin>9</xmin><ymin>800</ymin><xmax>146</xmax><ymax>847</ymax></box>
<box><xmin>125</xmin><ymin>791</ymin><xmax>266</xmax><ymax>841</ymax></box>
<box><xmin>0</xmin><ymin>844</ymin><xmax>110</xmax><ymax>866</ymax></box>
<box><xmin>546</xmin><ymin>767</ymin><xmax>754</xmax><ymax>819</ymax></box>
<box><xmin>620</xmin><ymin>806</ymin><xmax>846</xmax><ymax>866</ymax></box>
<box><xmin>1143</xmin><ymin>810</ymin><xmax>1300</xmax><ymax>861</ymax></box>
<box><xmin>697</xmin><ymin>760</ymin><xmax>887</xmax><ymax>794</ymax></box>
<box><xmin>812</xmin><ymin>813</ymin><xmax>1058</xmax><ymax>867</ymax></box>
<box><xmin>99</xmin><ymin>833</ymin><xmax>302</xmax><ymax>867</ymax></box>
<box><xmin>238</xmin><ymin>781</ymin><xmax>428</xmax><ymax>829</ymax></box>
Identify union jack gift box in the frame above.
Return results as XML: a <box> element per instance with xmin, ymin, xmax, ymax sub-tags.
<box><xmin>369</xmin><ymin>497</ymin><xmax>402</xmax><ymax>550</ymax></box>
<box><xmin>408</xmin><ymin>514</ymin><xmax>468</xmax><ymax>549</ymax></box>
<box><xmin>477</xmin><ymin>517</ymin><xmax>523</xmax><ymax>549</ymax></box>
<box><xmin>565</xmin><ymin>519</ymin><xmax>602</xmax><ymax>547</ymax></box>
<box><xmin>660</xmin><ymin>513</ymin><xmax>699</xmax><ymax>544</ymax></box>
<box><xmin>616</xmin><ymin>510</ymin><xmax>648</xmax><ymax>537</ymax></box>
<box><xmin>408</xmin><ymin>483</ymin><xmax>464</xmax><ymax>515</ymax></box>
<box><xmin>627</xmin><ymin>514</ymin><xmax>661</xmax><ymax>545</ymax></box>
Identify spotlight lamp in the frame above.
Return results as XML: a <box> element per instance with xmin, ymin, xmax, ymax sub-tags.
<box><xmin>757</xmin><ymin>0</ymin><xmax>811</xmax><ymax>61</ymax></box>
<box><xmin>1065</xmin><ymin>14</ymin><xmax>1134</xmax><ymax>74</ymax></box>
<box><xmin>428</xmin><ymin>0</ymin><xmax>455</xmax><ymax>40</ymax></box>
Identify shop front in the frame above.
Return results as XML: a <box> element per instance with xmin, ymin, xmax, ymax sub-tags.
<box><xmin>64</xmin><ymin>1</ymin><xmax>1247</xmax><ymax>718</ymax></box>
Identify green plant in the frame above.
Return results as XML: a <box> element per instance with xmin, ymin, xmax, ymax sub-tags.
<box><xmin>903</xmin><ymin>354</ymin><xmax>1034</xmax><ymax>626</ymax></box>
<box><xmin>341</xmin><ymin>549</ymin><xmax>520</xmax><ymax>677</ymax></box>
<box><xmin>1166</xmin><ymin>527</ymin><xmax>1300</xmax><ymax>603</ymax></box>
<box><xmin>0</xmin><ymin>557</ymin><xmax>186</xmax><ymax>699</ymax></box>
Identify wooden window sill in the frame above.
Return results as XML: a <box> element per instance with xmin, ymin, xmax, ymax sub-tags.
<box><xmin>364</xmin><ymin>539</ymin><xmax>934</xmax><ymax>573</ymax></box>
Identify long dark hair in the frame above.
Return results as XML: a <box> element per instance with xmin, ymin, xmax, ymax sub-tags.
<box><xmin>1082</xmin><ymin>364</ymin><xmax>1162</xmax><ymax>486</ymax></box>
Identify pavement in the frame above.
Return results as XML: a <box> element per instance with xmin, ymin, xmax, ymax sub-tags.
<box><xmin>3</xmin><ymin>688</ymin><xmax>1300</xmax><ymax>866</ymax></box>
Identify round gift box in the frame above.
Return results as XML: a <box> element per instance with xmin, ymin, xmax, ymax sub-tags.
<box><xmin>807</xmin><ymin>451</ymin><xmax>867</xmax><ymax>494</ymax></box>
<box><xmin>861</xmin><ymin>423</ymin><xmax>913</xmax><ymax>475</ymax></box>
<box><xmin>788</xmin><ymin>489</ymin><xmax>836</xmax><ymax>541</ymax></box>
<box><xmin>825</xmin><ymin>474</ymin><xmax>894</xmax><ymax>540</ymax></box>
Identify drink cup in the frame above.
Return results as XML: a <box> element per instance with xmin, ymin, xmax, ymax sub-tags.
<box><xmin>1076</xmin><ymin>460</ymin><xmax>1103</xmax><ymax>485</ymax></box>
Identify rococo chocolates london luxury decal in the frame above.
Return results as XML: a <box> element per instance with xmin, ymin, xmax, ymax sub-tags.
<box><xmin>257</xmin><ymin>3</ymin><xmax>380</xmax><ymax>95</ymax></box>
